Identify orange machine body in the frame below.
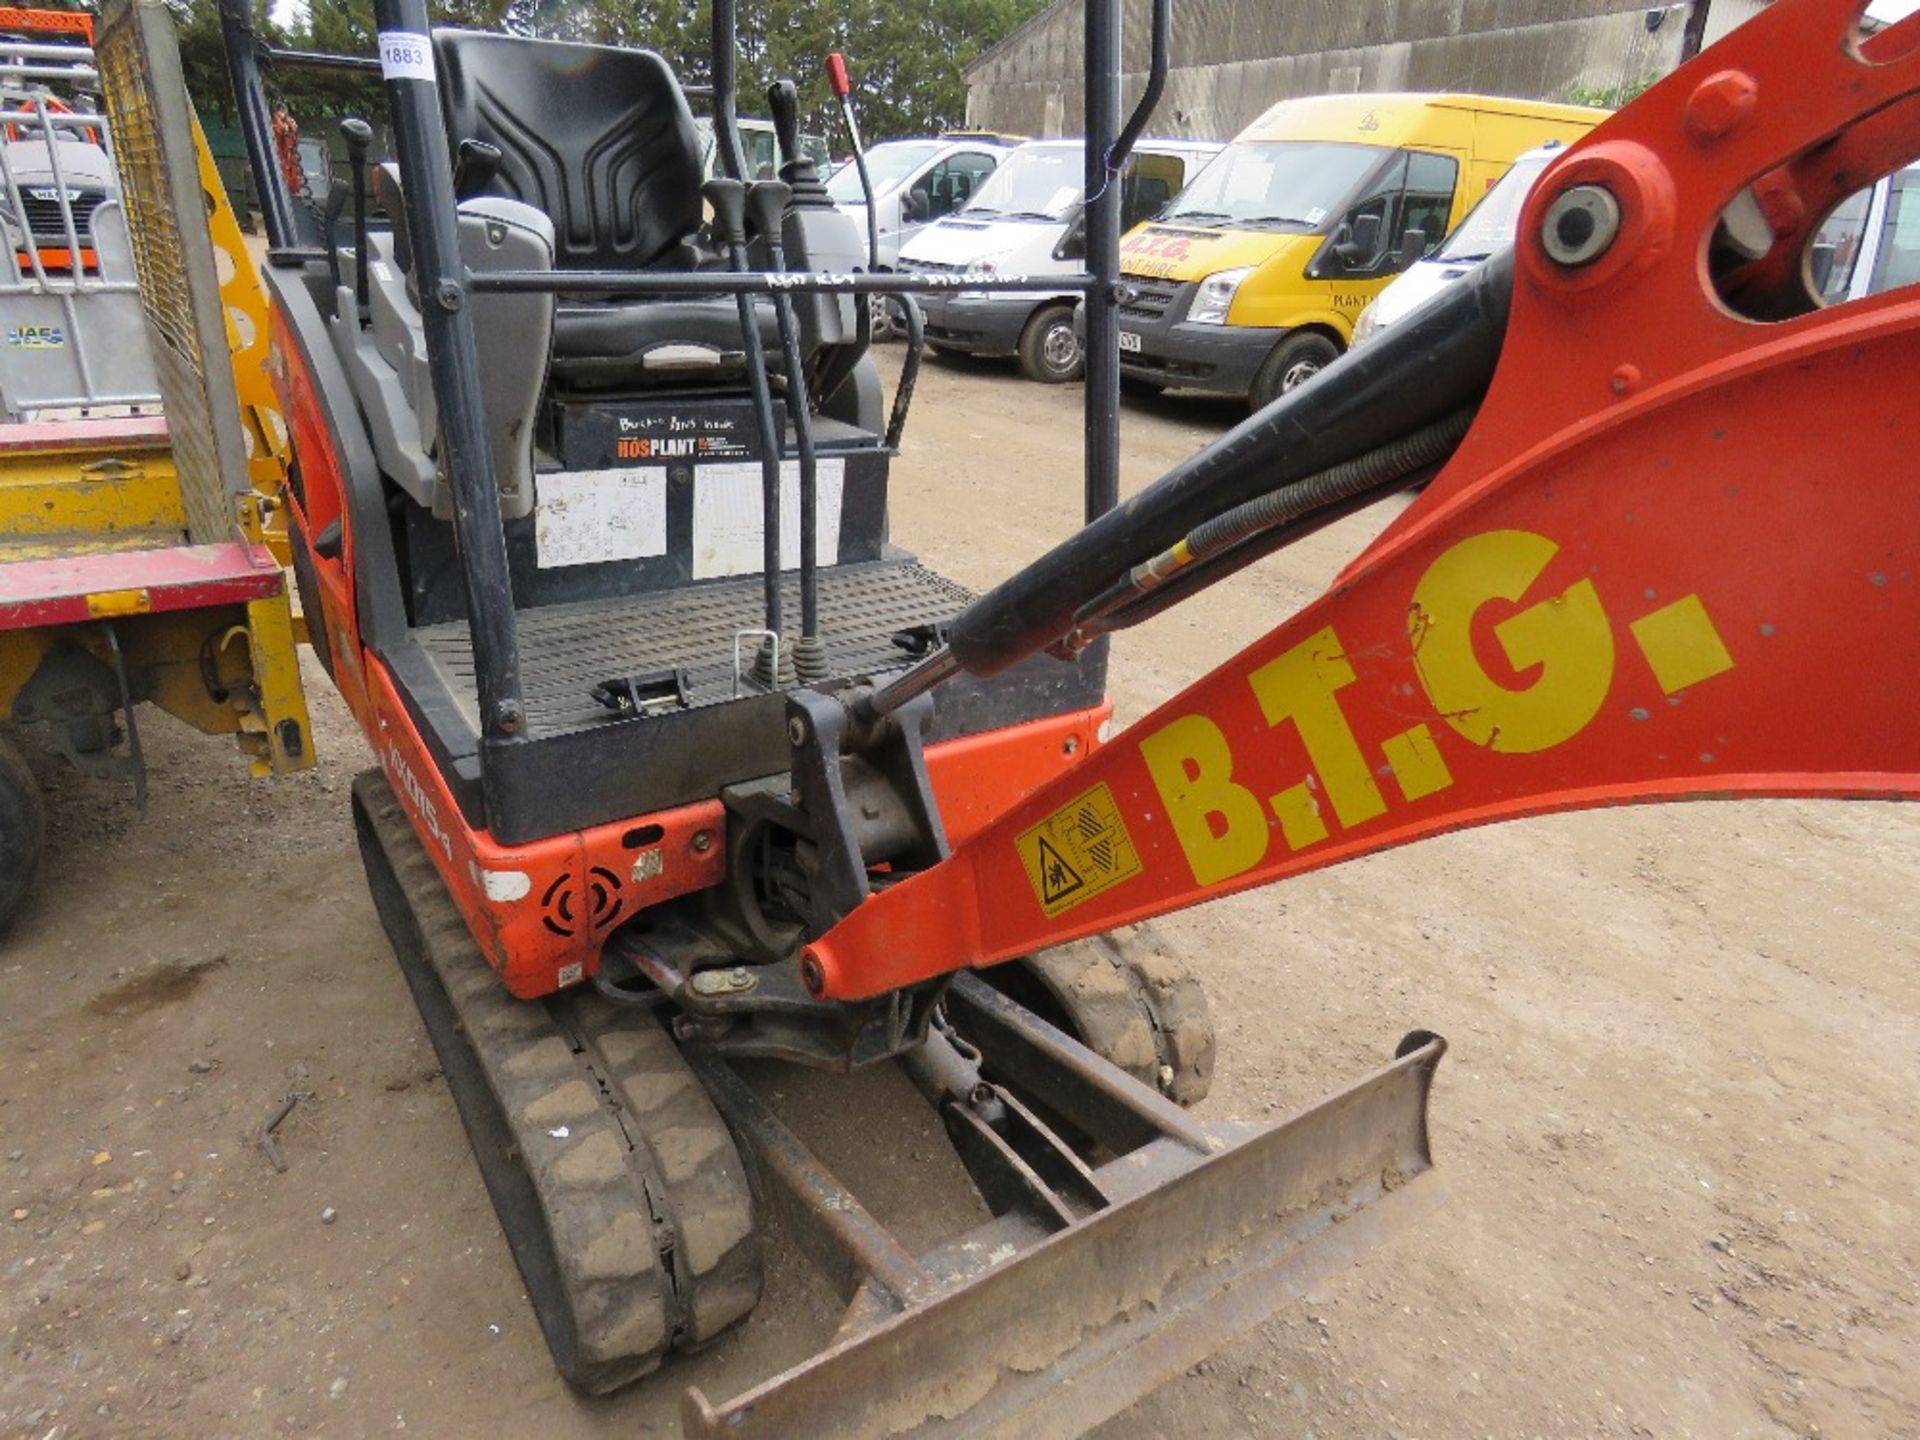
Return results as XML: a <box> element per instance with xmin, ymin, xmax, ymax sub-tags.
<box><xmin>269</xmin><ymin>308</ymin><xmax>1109</xmax><ymax>998</ymax></box>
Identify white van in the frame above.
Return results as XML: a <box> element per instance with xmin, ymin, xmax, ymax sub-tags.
<box><xmin>826</xmin><ymin>135</ymin><xmax>1018</xmax><ymax>268</ymax></box>
<box><xmin>901</xmin><ymin>136</ymin><xmax>1220</xmax><ymax>382</ymax></box>
<box><xmin>694</xmin><ymin>116</ymin><xmax>829</xmax><ymax>181</ymax></box>
<box><xmin>1812</xmin><ymin>161</ymin><xmax>1919</xmax><ymax>303</ymax></box>
<box><xmin>1349</xmin><ymin>139</ymin><xmax>1568</xmax><ymax>348</ymax></box>
<box><xmin>1351</xmin><ymin>147</ymin><xmax>1918</xmax><ymax>346</ymax></box>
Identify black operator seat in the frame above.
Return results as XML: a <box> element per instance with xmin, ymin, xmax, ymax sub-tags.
<box><xmin>432</xmin><ymin>29</ymin><xmax>779</xmax><ymax>391</ymax></box>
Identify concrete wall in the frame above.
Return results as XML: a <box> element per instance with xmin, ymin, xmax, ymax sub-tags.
<box><xmin>964</xmin><ymin>0</ymin><xmax>1769</xmax><ymax>140</ymax></box>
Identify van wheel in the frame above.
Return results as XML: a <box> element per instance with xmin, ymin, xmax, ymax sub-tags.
<box><xmin>0</xmin><ymin>730</ymin><xmax>45</xmax><ymax>934</ymax></box>
<box><xmin>1250</xmin><ymin>331</ymin><xmax>1340</xmax><ymax>411</ymax></box>
<box><xmin>867</xmin><ymin>293</ymin><xmax>902</xmax><ymax>342</ymax></box>
<box><xmin>1018</xmin><ymin>305</ymin><xmax>1085</xmax><ymax>384</ymax></box>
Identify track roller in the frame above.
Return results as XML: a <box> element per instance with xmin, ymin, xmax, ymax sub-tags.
<box><xmin>981</xmin><ymin>923</ymin><xmax>1215</xmax><ymax>1105</ymax></box>
<box><xmin>351</xmin><ymin>771</ymin><xmax>761</xmax><ymax>1394</ymax></box>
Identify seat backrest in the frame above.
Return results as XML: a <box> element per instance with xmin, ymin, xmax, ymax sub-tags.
<box><xmin>434</xmin><ymin>29</ymin><xmax>701</xmax><ymax>272</ymax></box>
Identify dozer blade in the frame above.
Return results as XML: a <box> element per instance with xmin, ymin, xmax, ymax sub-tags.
<box><xmin>685</xmin><ymin>1021</ymin><xmax>1445</xmax><ymax>1439</ymax></box>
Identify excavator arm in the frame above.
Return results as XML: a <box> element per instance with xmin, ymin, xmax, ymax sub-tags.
<box><xmin>806</xmin><ymin>0</ymin><xmax>1920</xmax><ymax>1003</ymax></box>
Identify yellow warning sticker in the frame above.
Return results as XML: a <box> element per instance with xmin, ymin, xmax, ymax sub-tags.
<box><xmin>1017</xmin><ymin>781</ymin><xmax>1144</xmax><ymax>917</ymax></box>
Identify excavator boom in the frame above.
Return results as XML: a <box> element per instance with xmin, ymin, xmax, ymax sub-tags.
<box><xmin>806</xmin><ymin>0</ymin><xmax>1920</xmax><ymax>1002</ymax></box>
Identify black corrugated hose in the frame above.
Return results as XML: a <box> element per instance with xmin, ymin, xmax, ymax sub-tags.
<box><xmin>1068</xmin><ymin>406</ymin><xmax>1475</xmax><ymax>643</ymax></box>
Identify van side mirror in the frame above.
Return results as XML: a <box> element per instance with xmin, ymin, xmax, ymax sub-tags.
<box><xmin>1055</xmin><ymin>212</ymin><xmax>1087</xmax><ymax>260</ymax></box>
<box><xmin>1337</xmin><ymin>212</ymin><xmax>1383</xmax><ymax>266</ymax></box>
<box><xmin>1396</xmin><ymin>226</ymin><xmax>1429</xmax><ymax>269</ymax></box>
<box><xmin>1333</xmin><ymin>214</ymin><xmax>1384</xmax><ymax>267</ymax></box>
<box><xmin>1809</xmin><ymin>241</ymin><xmax>1839</xmax><ymax>296</ymax></box>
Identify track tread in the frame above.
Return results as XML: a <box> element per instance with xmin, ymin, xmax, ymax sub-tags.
<box><xmin>350</xmin><ymin>771</ymin><xmax>760</xmax><ymax>1394</ymax></box>
<box><xmin>564</xmin><ymin>994</ymin><xmax>761</xmax><ymax>1346</ymax></box>
<box><xmin>1020</xmin><ymin>923</ymin><xmax>1216</xmax><ymax>1105</ymax></box>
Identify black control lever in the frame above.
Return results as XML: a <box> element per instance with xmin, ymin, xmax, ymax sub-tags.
<box><xmin>767</xmin><ymin>79</ymin><xmax>831</xmax><ymax>208</ymax></box>
<box><xmin>768</xmin><ymin>79</ymin><xmax>801</xmax><ymax>170</ymax></box>
<box><xmin>704</xmin><ymin>175</ymin><xmax>749</xmax><ymax>247</ymax></box>
<box><xmin>749</xmin><ymin>180</ymin><xmax>827</xmax><ymax>679</ymax></box>
<box><xmin>322</xmin><ymin>161</ymin><xmax>351</xmax><ymax>295</ymax></box>
<box><xmin>342</xmin><ymin>117</ymin><xmax>373</xmax><ymax>322</ymax></box>
<box><xmin>703</xmin><ymin>177</ymin><xmax>790</xmax><ymax>682</ymax></box>
<box><xmin>743</xmin><ymin>178</ymin><xmax>791</xmax><ymax>245</ymax></box>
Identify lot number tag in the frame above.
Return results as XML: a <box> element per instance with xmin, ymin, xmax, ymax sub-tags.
<box><xmin>378</xmin><ymin>32</ymin><xmax>434</xmax><ymax>82</ymax></box>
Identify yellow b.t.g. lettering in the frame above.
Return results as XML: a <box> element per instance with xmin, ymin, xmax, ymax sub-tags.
<box><xmin>1246</xmin><ymin>626</ymin><xmax>1387</xmax><ymax>849</ymax></box>
<box><xmin>1138</xmin><ymin>713</ymin><xmax>1269</xmax><ymax>886</ymax></box>
<box><xmin>1409</xmin><ymin>529</ymin><xmax>1614</xmax><ymax>754</ymax></box>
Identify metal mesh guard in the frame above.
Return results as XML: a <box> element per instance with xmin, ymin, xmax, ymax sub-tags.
<box><xmin>93</xmin><ymin>0</ymin><xmax>250</xmax><ymax>543</ymax></box>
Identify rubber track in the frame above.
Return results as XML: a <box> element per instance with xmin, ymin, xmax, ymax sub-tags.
<box><xmin>1020</xmin><ymin>922</ymin><xmax>1216</xmax><ymax>1106</ymax></box>
<box><xmin>351</xmin><ymin>771</ymin><xmax>760</xmax><ymax>1394</ymax></box>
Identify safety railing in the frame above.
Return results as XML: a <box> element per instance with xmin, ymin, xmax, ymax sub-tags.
<box><xmin>217</xmin><ymin>0</ymin><xmax>1164</xmax><ymax>759</ymax></box>
<box><xmin>0</xmin><ymin>39</ymin><xmax>161</xmax><ymax>418</ymax></box>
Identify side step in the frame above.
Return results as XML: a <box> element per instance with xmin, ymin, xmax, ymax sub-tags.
<box><xmin>685</xmin><ymin>980</ymin><xmax>1447</xmax><ymax>1438</ymax></box>
<box><xmin>351</xmin><ymin>769</ymin><xmax>761</xmax><ymax>1393</ymax></box>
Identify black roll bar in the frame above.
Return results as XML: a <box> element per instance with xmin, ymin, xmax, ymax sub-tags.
<box><xmin>1110</xmin><ymin>0</ymin><xmax>1172</xmax><ymax>177</ymax></box>
<box><xmin>708</xmin><ymin>0</ymin><xmax>749</xmax><ymax>182</ymax></box>
<box><xmin>263</xmin><ymin>46</ymin><xmax>383</xmax><ymax>74</ymax></box>
<box><xmin>216</xmin><ymin>0</ymin><xmax>300</xmax><ymax>253</ymax></box>
<box><xmin>466</xmin><ymin>269</ymin><xmax>1099</xmax><ymax>296</ymax></box>
<box><xmin>1081</xmin><ymin>0</ymin><xmax>1122</xmax><ymax>525</ymax></box>
<box><xmin>371</xmin><ymin>0</ymin><xmax>528</xmax><ymax>753</ymax></box>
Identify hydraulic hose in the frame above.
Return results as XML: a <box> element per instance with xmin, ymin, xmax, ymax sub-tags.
<box><xmin>859</xmin><ymin>249</ymin><xmax>1517</xmax><ymax>721</ymax></box>
<box><xmin>749</xmin><ymin>180</ymin><xmax>826</xmax><ymax>670</ymax></box>
<box><xmin>936</xmin><ymin>248</ymin><xmax>1514</xmax><ymax>679</ymax></box>
<box><xmin>886</xmin><ymin>292</ymin><xmax>925</xmax><ymax>451</ymax></box>
<box><xmin>704</xmin><ymin>178</ymin><xmax>786</xmax><ymax>654</ymax></box>
<box><xmin>1069</xmin><ymin>409</ymin><xmax>1473</xmax><ymax>640</ymax></box>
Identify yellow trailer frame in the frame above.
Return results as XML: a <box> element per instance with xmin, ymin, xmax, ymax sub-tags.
<box><xmin>0</xmin><ymin>2</ymin><xmax>311</xmax><ymax>930</ymax></box>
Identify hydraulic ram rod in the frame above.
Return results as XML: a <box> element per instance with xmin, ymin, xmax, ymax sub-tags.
<box><xmin>863</xmin><ymin>251</ymin><xmax>1514</xmax><ymax>720</ymax></box>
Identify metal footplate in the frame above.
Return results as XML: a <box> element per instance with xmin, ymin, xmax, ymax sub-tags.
<box><xmin>685</xmin><ymin>977</ymin><xmax>1446</xmax><ymax>1439</ymax></box>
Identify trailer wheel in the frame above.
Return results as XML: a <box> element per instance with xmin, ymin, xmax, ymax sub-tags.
<box><xmin>1250</xmin><ymin>330</ymin><xmax>1340</xmax><ymax>411</ymax></box>
<box><xmin>1017</xmin><ymin>304</ymin><xmax>1085</xmax><ymax>384</ymax></box>
<box><xmin>0</xmin><ymin>731</ymin><xmax>45</xmax><ymax>933</ymax></box>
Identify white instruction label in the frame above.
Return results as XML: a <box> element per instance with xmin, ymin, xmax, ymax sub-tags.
<box><xmin>536</xmin><ymin>468</ymin><xmax>668</xmax><ymax>569</ymax></box>
<box><xmin>377</xmin><ymin>31</ymin><xmax>434</xmax><ymax>82</ymax></box>
<box><xmin>691</xmin><ymin>459</ymin><xmax>845</xmax><ymax>580</ymax></box>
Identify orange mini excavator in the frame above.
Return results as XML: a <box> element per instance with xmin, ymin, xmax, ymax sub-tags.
<box><xmin>177</xmin><ymin>0</ymin><xmax>1920</xmax><ymax>1429</ymax></box>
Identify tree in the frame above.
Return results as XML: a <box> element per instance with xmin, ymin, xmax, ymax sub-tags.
<box><xmin>169</xmin><ymin>0</ymin><xmax>1045</xmax><ymax>144</ymax></box>
<box><xmin>1563</xmin><ymin>71</ymin><xmax>1659</xmax><ymax>110</ymax></box>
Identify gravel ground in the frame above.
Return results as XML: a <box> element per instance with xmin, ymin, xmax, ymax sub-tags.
<box><xmin>2</xmin><ymin>350</ymin><xmax>1915</xmax><ymax>1439</ymax></box>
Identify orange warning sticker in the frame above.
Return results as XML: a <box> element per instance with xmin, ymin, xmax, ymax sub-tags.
<box><xmin>1016</xmin><ymin>781</ymin><xmax>1144</xmax><ymax>918</ymax></box>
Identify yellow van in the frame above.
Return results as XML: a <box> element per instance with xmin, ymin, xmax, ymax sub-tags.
<box><xmin>1114</xmin><ymin>93</ymin><xmax>1607</xmax><ymax>409</ymax></box>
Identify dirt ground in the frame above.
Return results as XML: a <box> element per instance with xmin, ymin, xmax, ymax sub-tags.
<box><xmin>3</xmin><ymin>349</ymin><xmax>1916</xmax><ymax>1440</ymax></box>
